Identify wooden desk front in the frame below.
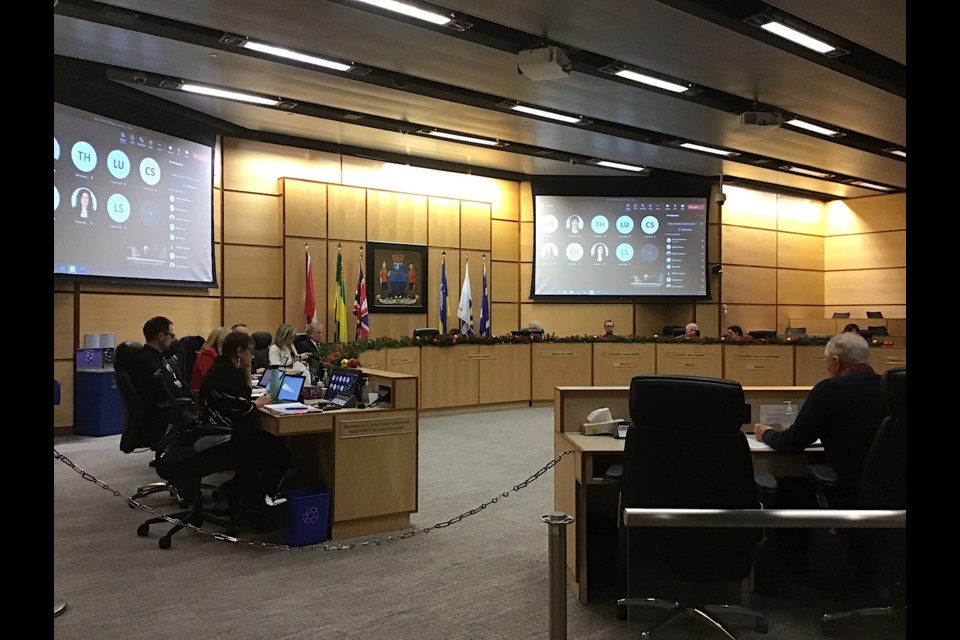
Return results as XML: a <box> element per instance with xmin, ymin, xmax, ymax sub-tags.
<box><xmin>257</xmin><ymin>368</ymin><xmax>419</xmax><ymax>540</ymax></box>
<box><xmin>554</xmin><ymin>385</ymin><xmax>816</xmax><ymax>603</ymax></box>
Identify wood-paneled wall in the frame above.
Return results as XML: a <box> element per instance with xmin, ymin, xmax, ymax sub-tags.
<box><xmin>53</xmin><ymin>138</ymin><xmax>907</xmax><ymax>432</ymax></box>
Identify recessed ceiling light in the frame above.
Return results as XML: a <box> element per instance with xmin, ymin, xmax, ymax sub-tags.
<box><xmin>508</xmin><ymin>104</ymin><xmax>585</xmax><ymax>124</ymax></box>
<box><xmin>421</xmin><ymin>129</ymin><xmax>504</xmax><ymax>146</ymax></box>
<box><xmin>354</xmin><ymin>0</ymin><xmax>452</xmax><ymax>26</ymax></box>
<box><xmin>180</xmin><ymin>84</ymin><xmax>280</xmax><ymax>106</ymax></box>
<box><xmin>849</xmin><ymin>181</ymin><xmax>894</xmax><ymax>192</ymax></box>
<box><xmin>242</xmin><ymin>41</ymin><xmax>352</xmax><ymax>71</ymax></box>
<box><xmin>785</xmin><ymin>118</ymin><xmax>843</xmax><ymax>137</ymax></box>
<box><xmin>781</xmin><ymin>165</ymin><xmax>835</xmax><ymax>179</ymax></box>
<box><xmin>679</xmin><ymin>142</ymin><xmax>739</xmax><ymax>157</ymax></box>
<box><xmin>593</xmin><ymin>160</ymin><xmax>645</xmax><ymax>172</ymax></box>
<box><xmin>613</xmin><ymin>68</ymin><xmax>689</xmax><ymax>93</ymax></box>
<box><xmin>885</xmin><ymin>148</ymin><xmax>906</xmax><ymax>159</ymax></box>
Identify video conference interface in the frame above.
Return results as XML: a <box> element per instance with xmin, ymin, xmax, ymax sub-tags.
<box><xmin>533</xmin><ymin>195</ymin><xmax>708</xmax><ymax>298</ymax></box>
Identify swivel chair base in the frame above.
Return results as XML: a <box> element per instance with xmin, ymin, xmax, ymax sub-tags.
<box><xmin>822</xmin><ymin>605</ymin><xmax>906</xmax><ymax>636</ymax></box>
<box><xmin>137</xmin><ymin>498</ymin><xmax>235</xmax><ymax>549</ymax></box>
<box><xmin>618</xmin><ymin>597</ymin><xmax>768</xmax><ymax>639</ymax></box>
<box><xmin>128</xmin><ymin>481</ymin><xmax>219</xmax><ymax>508</ymax></box>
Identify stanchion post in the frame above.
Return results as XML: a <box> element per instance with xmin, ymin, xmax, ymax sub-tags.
<box><xmin>541</xmin><ymin>512</ymin><xmax>574</xmax><ymax>640</ymax></box>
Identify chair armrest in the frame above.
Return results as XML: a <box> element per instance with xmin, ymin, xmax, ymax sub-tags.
<box><xmin>754</xmin><ymin>470</ymin><xmax>779</xmax><ymax>493</ymax></box>
<box><xmin>807</xmin><ymin>463</ymin><xmax>838</xmax><ymax>487</ymax></box>
<box><xmin>604</xmin><ymin>463</ymin><xmax>623</xmax><ymax>482</ymax></box>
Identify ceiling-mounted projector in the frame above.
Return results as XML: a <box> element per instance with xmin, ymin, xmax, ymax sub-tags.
<box><xmin>517</xmin><ymin>46</ymin><xmax>571</xmax><ymax>81</ymax></box>
<box><xmin>738</xmin><ymin>111</ymin><xmax>784</xmax><ymax>127</ymax></box>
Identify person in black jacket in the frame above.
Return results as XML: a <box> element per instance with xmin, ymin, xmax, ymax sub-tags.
<box><xmin>754</xmin><ymin>331</ymin><xmax>884</xmax><ymax>507</ymax></box>
<box><xmin>129</xmin><ymin>316</ymin><xmax>191</xmax><ymax>445</ymax></box>
<box><xmin>198</xmin><ymin>331</ymin><xmax>292</xmax><ymax>526</ymax></box>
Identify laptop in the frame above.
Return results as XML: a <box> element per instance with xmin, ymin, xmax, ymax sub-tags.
<box><xmin>273</xmin><ymin>373</ymin><xmax>306</xmax><ymax>405</ymax></box>
<box><xmin>257</xmin><ymin>367</ymin><xmax>277</xmax><ymax>389</ymax></box>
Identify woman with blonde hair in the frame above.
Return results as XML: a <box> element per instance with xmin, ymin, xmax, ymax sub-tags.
<box><xmin>189</xmin><ymin>326</ymin><xmax>230</xmax><ymax>393</ymax></box>
<box><xmin>269</xmin><ymin>323</ymin><xmax>299</xmax><ymax>367</ymax></box>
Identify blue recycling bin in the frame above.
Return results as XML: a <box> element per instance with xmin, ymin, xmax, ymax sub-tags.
<box><xmin>282</xmin><ymin>488</ymin><xmax>331</xmax><ymax>547</ymax></box>
<box><xmin>74</xmin><ymin>370</ymin><xmax>124</xmax><ymax>436</ymax></box>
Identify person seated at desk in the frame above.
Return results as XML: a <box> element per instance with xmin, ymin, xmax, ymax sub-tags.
<box><xmin>198</xmin><ymin>331</ymin><xmax>292</xmax><ymax>527</ymax></box>
<box><xmin>230</xmin><ymin>323</ymin><xmax>250</xmax><ymax>334</ymax></box>
<box><xmin>599</xmin><ymin>320</ymin><xmax>616</xmax><ymax>340</ymax></box>
<box><xmin>842</xmin><ymin>322</ymin><xmax>861</xmax><ymax>334</ymax></box>
<box><xmin>130</xmin><ymin>315</ymin><xmax>192</xmax><ymax>443</ymax></box>
<box><xmin>189</xmin><ymin>326</ymin><xmax>229</xmax><ymax>394</ymax></box>
<box><xmin>676</xmin><ymin>322</ymin><xmax>699</xmax><ymax>340</ymax></box>
<box><xmin>725</xmin><ymin>324</ymin><xmax>744</xmax><ymax>341</ymax></box>
<box><xmin>754</xmin><ymin>331</ymin><xmax>884</xmax><ymax>508</ymax></box>
<box><xmin>269</xmin><ymin>323</ymin><xmax>299</xmax><ymax>368</ymax></box>
<box><xmin>294</xmin><ymin>321</ymin><xmax>325</xmax><ymax>355</ymax></box>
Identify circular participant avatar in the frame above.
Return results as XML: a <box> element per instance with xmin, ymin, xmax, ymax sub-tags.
<box><xmin>140</xmin><ymin>200</ymin><xmax>161</xmax><ymax>227</ymax></box>
<box><xmin>590</xmin><ymin>216</ymin><xmax>609</xmax><ymax>234</ymax></box>
<box><xmin>107</xmin><ymin>193</ymin><xmax>131</xmax><ymax>223</ymax></box>
<box><xmin>640</xmin><ymin>215</ymin><xmax>660</xmax><ymax>235</ymax></box>
<box><xmin>615</xmin><ymin>215</ymin><xmax>634</xmax><ymax>234</ymax></box>
<box><xmin>641</xmin><ymin>243</ymin><xmax>659</xmax><ymax>262</ymax></box>
<box><xmin>566</xmin><ymin>215</ymin><xmax>584</xmax><ymax>234</ymax></box>
<box><xmin>615</xmin><ymin>243</ymin><xmax>634</xmax><ymax>262</ymax></box>
<box><xmin>565</xmin><ymin>242</ymin><xmax>584</xmax><ymax>261</ymax></box>
<box><xmin>592</xmin><ymin>243</ymin><xmax>609</xmax><ymax>262</ymax></box>
<box><xmin>540</xmin><ymin>242</ymin><xmax>559</xmax><ymax>259</ymax></box>
<box><xmin>540</xmin><ymin>215</ymin><xmax>559</xmax><ymax>234</ymax></box>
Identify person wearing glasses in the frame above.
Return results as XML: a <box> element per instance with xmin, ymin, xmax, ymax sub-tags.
<box><xmin>600</xmin><ymin>320</ymin><xmax>616</xmax><ymax>340</ymax></box>
<box><xmin>130</xmin><ymin>315</ymin><xmax>191</xmax><ymax>442</ymax></box>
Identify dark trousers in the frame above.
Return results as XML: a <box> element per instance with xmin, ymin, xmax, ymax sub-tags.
<box><xmin>214</xmin><ymin>430</ymin><xmax>291</xmax><ymax>509</ymax></box>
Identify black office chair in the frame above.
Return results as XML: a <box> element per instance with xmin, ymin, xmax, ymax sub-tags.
<box><xmin>832</xmin><ymin>312</ymin><xmax>851</xmax><ymax>319</ymax></box>
<box><xmin>784</xmin><ymin>327</ymin><xmax>806</xmax><ymax>336</ymax></box>
<box><xmin>136</xmin><ymin>370</ymin><xmax>238</xmax><ymax>549</ymax></box>
<box><xmin>867</xmin><ymin>325</ymin><xmax>889</xmax><ymax>337</ymax></box>
<box><xmin>613</xmin><ymin>375</ymin><xmax>768</xmax><ymax>638</ymax></box>
<box><xmin>252</xmin><ymin>331</ymin><xmax>273</xmax><ymax>371</ymax></box>
<box><xmin>173</xmin><ymin>335</ymin><xmax>205</xmax><ymax>384</ymax></box>
<box><xmin>115</xmin><ymin>340</ymin><xmax>184</xmax><ymax>505</ymax></box>
<box><xmin>661</xmin><ymin>325</ymin><xmax>683</xmax><ymax>337</ymax></box>
<box><xmin>747</xmin><ymin>329</ymin><xmax>777</xmax><ymax>340</ymax></box>
<box><xmin>811</xmin><ymin>368</ymin><xmax>906</xmax><ymax>635</ymax></box>
<box><xmin>865</xmin><ymin>311</ymin><xmax>884</xmax><ymax>319</ymax></box>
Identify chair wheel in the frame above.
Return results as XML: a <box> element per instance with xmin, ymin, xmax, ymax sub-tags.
<box><xmin>137</xmin><ymin>523</ymin><xmax>150</xmax><ymax>537</ymax></box>
<box><xmin>127</xmin><ymin>499</ymin><xmax>137</xmax><ymax>509</ymax></box>
<box><xmin>159</xmin><ymin>536</ymin><xmax>172</xmax><ymax>549</ymax></box>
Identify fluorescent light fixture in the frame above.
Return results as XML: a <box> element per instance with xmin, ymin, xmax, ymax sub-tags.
<box><xmin>242</xmin><ymin>41</ymin><xmax>352</xmax><ymax>71</ymax></box>
<box><xmin>886</xmin><ymin>149</ymin><xmax>906</xmax><ymax>158</ymax></box>
<box><xmin>593</xmin><ymin>160</ymin><xmax>645</xmax><ymax>172</ymax></box>
<box><xmin>509</xmin><ymin>104</ymin><xmax>584</xmax><ymax>124</ymax></box>
<box><xmin>613</xmin><ymin>69</ymin><xmax>689</xmax><ymax>93</ymax></box>
<box><xmin>782</xmin><ymin>165</ymin><xmax>835</xmax><ymax>179</ymax></box>
<box><xmin>680</xmin><ymin>142</ymin><xmax>738</xmax><ymax>157</ymax></box>
<box><xmin>759</xmin><ymin>20</ymin><xmax>837</xmax><ymax>54</ymax></box>
<box><xmin>849</xmin><ymin>181</ymin><xmax>894</xmax><ymax>192</ymax></box>
<box><xmin>180</xmin><ymin>84</ymin><xmax>280</xmax><ymax>106</ymax></box>
<box><xmin>785</xmin><ymin>118</ymin><xmax>843</xmax><ymax>137</ymax></box>
<box><xmin>354</xmin><ymin>0</ymin><xmax>452</xmax><ymax>25</ymax></box>
<box><xmin>422</xmin><ymin>129</ymin><xmax>503</xmax><ymax>146</ymax></box>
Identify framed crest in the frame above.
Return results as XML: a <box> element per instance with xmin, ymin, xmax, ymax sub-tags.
<box><xmin>365</xmin><ymin>242</ymin><xmax>428</xmax><ymax>314</ymax></box>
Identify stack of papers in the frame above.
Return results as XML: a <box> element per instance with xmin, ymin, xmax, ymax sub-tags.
<box><xmin>265</xmin><ymin>402</ymin><xmax>317</xmax><ymax>413</ymax></box>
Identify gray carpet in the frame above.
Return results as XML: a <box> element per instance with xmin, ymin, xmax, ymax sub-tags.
<box><xmin>53</xmin><ymin>407</ymin><xmax>902</xmax><ymax>639</ymax></box>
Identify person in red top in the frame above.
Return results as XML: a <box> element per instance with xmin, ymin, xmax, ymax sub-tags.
<box><xmin>407</xmin><ymin>264</ymin><xmax>417</xmax><ymax>295</ymax></box>
<box><xmin>379</xmin><ymin>262</ymin><xmax>389</xmax><ymax>296</ymax></box>
<box><xmin>189</xmin><ymin>326</ymin><xmax>229</xmax><ymax>393</ymax></box>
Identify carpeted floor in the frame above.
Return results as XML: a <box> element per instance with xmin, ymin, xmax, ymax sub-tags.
<box><xmin>53</xmin><ymin>406</ymin><xmax>903</xmax><ymax>639</ymax></box>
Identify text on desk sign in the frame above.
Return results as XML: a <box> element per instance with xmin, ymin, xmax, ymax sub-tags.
<box><xmin>541</xmin><ymin>351</ymin><xmax>578</xmax><ymax>358</ymax></box>
<box><xmin>389</xmin><ymin>356</ymin><xmax>417</xmax><ymax>365</ymax></box>
<box><xmin>465</xmin><ymin>354</ymin><xmax>493</xmax><ymax>360</ymax></box>
<box><xmin>733</xmin><ymin>353</ymin><xmax>786</xmax><ymax>360</ymax></box>
<box><xmin>340</xmin><ymin>416</ymin><xmax>414</xmax><ymax>439</ymax></box>
<box><xmin>665</xmin><ymin>351</ymin><xmax>713</xmax><ymax>359</ymax></box>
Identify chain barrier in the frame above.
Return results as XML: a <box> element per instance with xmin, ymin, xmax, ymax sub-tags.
<box><xmin>54</xmin><ymin>447</ymin><xmax>575</xmax><ymax>551</ymax></box>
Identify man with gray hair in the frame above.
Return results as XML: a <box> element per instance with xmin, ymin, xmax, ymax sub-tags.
<box><xmin>295</xmin><ymin>321</ymin><xmax>325</xmax><ymax>354</ymax></box>
<box><xmin>754</xmin><ymin>331</ymin><xmax>884</xmax><ymax>506</ymax></box>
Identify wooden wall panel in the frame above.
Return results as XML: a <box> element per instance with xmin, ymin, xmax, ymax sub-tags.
<box><xmin>724</xmin><ymin>304</ymin><xmax>778</xmax><ymax>335</ymax></box>
<box><xmin>777</xmin><ymin>305</ymin><xmax>826</xmax><ymax>334</ymax></box>
<box><xmin>707</xmin><ymin>222</ymin><xmax>719</xmax><ymax>264</ymax></box>
<box><xmin>778</xmin><ymin>232</ymin><xmax>824</xmax><ymax>270</ymax></box>
<box><xmin>520</xmin><ymin>303</ymin><xmax>631</xmax><ymax>338</ymax></box>
<box><xmin>54</xmin><ymin>361</ymin><xmax>74</xmax><ymax>428</ymax></box>
<box><xmin>520</xmin><ymin>181</ymin><xmax>534</xmax><ymax>222</ymax></box>
<box><xmin>220</xmin><ymin>138</ymin><xmax>340</xmax><ymax>194</ymax></box>
<box><xmin>213</xmin><ymin>186</ymin><xmax>222</xmax><ymax>244</ymax></box>
<box><xmin>283</xmin><ymin>179</ymin><xmax>327</xmax><ymax>239</ymax></box>
<box><xmin>776</xmin><ymin>195</ymin><xmax>824</xmax><ymax>235</ymax></box>
<box><xmin>520</xmin><ymin>262</ymin><xmax>533</xmax><ymax>302</ymax></box>
<box><xmin>721</xmin><ymin>265</ymin><xmax>777</xmax><ymax>304</ymax></box>
<box><xmin>721</xmin><ymin>186</ymin><xmax>777</xmax><ymax>230</ymax></box>
<box><xmin>491</xmin><ymin>302</ymin><xmax>518</xmax><ymax>335</ymax></box>
<box><xmin>824</xmin><ymin>305</ymin><xmax>906</xmax><ymax>320</ymax></box>
<box><xmin>222</xmin><ymin>191</ymin><xmax>282</xmax><ymax>246</ymax></box>
<box><xmin>634</xmin><ymin>304</ymin><xmax>698</xmax><ymax>337</ymax></box>
<box><xmin>284</xmin><ymin>238</ymin><xmax>327</xmax><ymax>330</ymax></box>
<box><xmin>492</xmin><ymin>220</ymin><xmax>519</xmax><ymax>262</ymax></box>
<box><xmin>825</xmin><ymin>193</ymin><xmax>906</xmax><ymax>235</ymax></box>
<box><xmin>223</xmin><ymin>245</ymin><xmax>282</xmax><ymax>298</ymax></box>
<box><xmin>460</xmin><ymin>201</ymin><xmax>491</xmax><ymax>251</ymax></box>
<box><xmin>366</xmin><ymin>190</ymin><xmax>428</xmax><ymax>245</ymax></box>
<box><xmin>328</xmin><ymin>185</ymin><xmax>367</xmax><ymax>241</ymax></box>
<box><xmin>79</xmin><ymin>293</ymin><xmax>221</xmax><ymax>344</ymax></box>
<box><xmin>491</xmin><ymin>179</ymin><xmax>519</xmax><ymax>221</ymax></box>
<box><xmin>54</xmin><ymin>292</ymin><xmax>75</xmax><ymax>358</ymax></box>
<box><xmin>695</xmin><ymin>303</ymin><xmax>720</xmax><ymax>337</ymax></box>
<box><xmin>722</xmin><ymin>226</ymin><xmax>777</xmax><ymax>267</ymax></box>
<box><xmin>374</xmin><ymin>315</ymin><xmax>426</xmax><ymax>340</ymax></box>
<box><xmin>223</xmin><ymin>298</ymin><xmax>282</xmax><ymax>335</ymax></box>
<box><xmin>428</xmin><ymin>197</ymin><xmax>460</xmax><ymax>248</ymax></box>
<box><xmin>491</xmin><ymin>261</ymin><xmax>518</xmax><ymax>303</ymax></box>
<box><xmin>520</xmin><ymin>222</ymin><xmax>534</xmax><ymax>263</ymax></box>
<box><xmin>825</xmin><ymin>231</ymin><xmax>906</xmax><ymax>271</ymax></box>
<box><xmin>777</xmin><ymin>270</ymin><xmax>824</xmax><ymax>305</ymax></box>
<box><xmin>824</xmin><ymin>269</ymin><xmax>906</xmax><ymax>306</ymax></box>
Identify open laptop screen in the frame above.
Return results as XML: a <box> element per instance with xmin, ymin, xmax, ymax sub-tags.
<box><xmin>276</xmin><ymin>374</ymin><xmax>305</xmax><ymax>402</ymax></box>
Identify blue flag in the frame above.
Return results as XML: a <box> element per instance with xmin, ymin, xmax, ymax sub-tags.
<box><xmin>439</xmin><ymin>257</ymin><xmax>448</xmax><ymax>333</ymax></box>
<box><xmin>479</xmin><ymin>260</ymin><xmax>490</xmax><ymax>337</ymax></box>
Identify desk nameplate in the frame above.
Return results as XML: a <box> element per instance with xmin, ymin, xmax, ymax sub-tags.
<box><xmin>340</xmin><ymin>415</ymin><xmax>415</xmax><ymax>439</ymax></box>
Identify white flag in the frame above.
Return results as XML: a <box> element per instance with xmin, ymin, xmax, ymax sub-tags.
<box><xmin>457</xmin><ymin>260</ymin><xmax>473</xmax><ymax>336</ymax></box>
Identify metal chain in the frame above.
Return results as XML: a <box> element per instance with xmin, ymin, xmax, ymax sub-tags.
<box><xmin>54</xmin><ymin>447</ymin><xmax>575</xmax><ymax>551</ymax></box>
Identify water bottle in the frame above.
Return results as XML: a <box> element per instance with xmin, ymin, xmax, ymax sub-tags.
<box><xmin>268</xmin><ymin>367</ymin><xmax>282</xmax><ymax>399</ymax></box>
<box><xmin>781</xmin><ymin>401</ymin><xmax>796</xmax><ymax>428</ymax></box>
